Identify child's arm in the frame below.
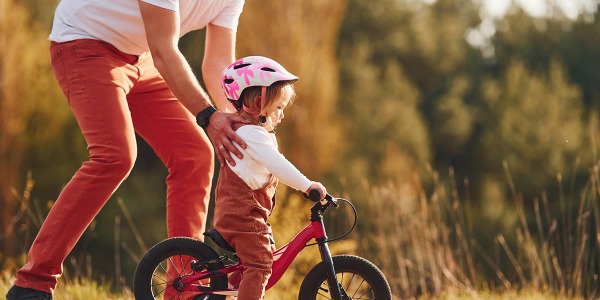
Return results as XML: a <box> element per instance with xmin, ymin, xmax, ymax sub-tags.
<box><xmin>241</xmin><ymin>127</ymin><xmax>325</xmax><ymax>196</ymax></box>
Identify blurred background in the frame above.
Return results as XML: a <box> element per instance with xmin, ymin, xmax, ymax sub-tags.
<box><xmin>1</xmin><ymin>0</ymin><xmax>599</xmax><ymax>298</ymax></box>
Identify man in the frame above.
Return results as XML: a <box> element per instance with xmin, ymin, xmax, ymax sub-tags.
<box><xmin>7</xmin><ymin>0</ymin><xmax>247</xmax><ymax>299</ymax></box>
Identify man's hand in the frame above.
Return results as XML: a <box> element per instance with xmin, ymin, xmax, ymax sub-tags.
<box><xmin>206</xmin><ymin>112</ymin><xmax>251</xmax><ymax>166</ymax></box>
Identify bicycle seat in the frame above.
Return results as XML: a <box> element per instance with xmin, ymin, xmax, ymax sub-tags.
<box><xmin>203</xmin><ymin>229</ymin><xmax>235</xmax><ymax>252</ymax></box>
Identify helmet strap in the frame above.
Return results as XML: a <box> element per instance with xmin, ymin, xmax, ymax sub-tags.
<box><xmin>258</xmin><ymin>86</ymin><xmax>267</xmax><ymax>124</ymax></box>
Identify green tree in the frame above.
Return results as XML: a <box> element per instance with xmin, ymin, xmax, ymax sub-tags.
<box><xmin>478</xmin><ymin>59</ymin><xmax>584</xmax><ymax>198</ymax></box>
<box><xmin>337</xmin><ymin>0</ymin><xmax>482</xmax><ymax>195</ymax></box>
<box><xmin>491</xmin><ymin>5</ymin><xmax>600</xmax><ymax>111</ymax></box>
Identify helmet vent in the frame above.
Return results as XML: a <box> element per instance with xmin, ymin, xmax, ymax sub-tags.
<box><xmin>261</xmin><ymin>67</ymin><xmax>276</xmax><ymax>72</ymax></box>
<box><xmin>223</xmin><ymin>78</ymin><xmax>235</xmax><ymax>84</ymax></box>
<box><xmin>233</xmin><ymin>63</ymin><xmax>251</xmax><ymax>69</ymax></box>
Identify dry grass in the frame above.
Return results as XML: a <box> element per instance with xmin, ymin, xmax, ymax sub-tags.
<box><xmin>0</xmin><ymin>271</ymin><xmax>132</xmax><ymax>300</ymax></box>
<box><xmin>2</xmin><ymin>163</ymin><xmax>598</xmax><ymax>299</ymax></box>
<box><xmin>0</xmin><ymin>271</ymin><xmax>582</xmax><ymax>300</ymax></box>
<box><xmin>364</xmin><ymin>160</ymin><xmax>600</xmax><ymax>299</ymax></box>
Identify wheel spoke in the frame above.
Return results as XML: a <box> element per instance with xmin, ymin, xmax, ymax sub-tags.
<box><xmin>350</xmin><ymin>277</ymin><xmax>366</xmax><ymax>298</ymax></box>
<box><xmin>168</xmin><ymin>256</ymin><xmax>183</xmax><ymax>277</ymax></box>
<box><xmin>151</xmin><ymin>285</ymin><xmax>167</xmax><ymax>297</ymax></box>
<box><xmin>341</xmin><ymin>273</ymin><xmax>356</xmax><ymax>297</ymax></box>
<box><xmin>151</xmin><ymin>273</ymin><xmax>168</xmax><ymax>285</ymax></box>
<box><xmin>293</xmin><ymin>256</ymin><xmax>390</xmax><ymax>299</ymax></box>
<box><xmin>179</xmin><ymin>254</ymin><xmax>194</xmax><ymax>276</ymax></box>
<box><xmin>318</xmin><ymin>283</ymin><xmax>332</xmax><ymax>299</ymax></box>
<box><xmin>134</xmin><ymin>238</ymin><xmax>228</xmax><ymax>300</ymax></box>
<box><xmin>355</xmin><ymin>286</ymin><xmax>374</xmax><ymax>299</ymax></box>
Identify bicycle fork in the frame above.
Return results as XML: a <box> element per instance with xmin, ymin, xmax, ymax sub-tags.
<box><xmin>317</xmin><ymin>237</ymin><xmax>344</xmax><ymax>300</ymax></box>
<box><xmin>311</xmin><ymin>200</ymin><xmax>349</xmax><ymax>300</ymax></box>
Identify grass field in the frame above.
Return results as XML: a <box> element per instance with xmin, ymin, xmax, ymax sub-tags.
<box><xmin>2</xmin><ymin>167</ymin><xmax>597</xmax><ymax>299</ymax></box>
<box><xmin>1</xmin><ymin>272</ymin><xmax>132</xmax><ymax>300</ymax></box>
<box><xmin>0</xmin><ymin>270</ymin><xmax>587</xmax><ymax>300</ymax></box>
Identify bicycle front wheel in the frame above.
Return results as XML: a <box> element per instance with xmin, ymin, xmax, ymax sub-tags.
<box><xmin>133</xmin><ymin>237</ymin><xmax>228</xmax><ymax>300</ymax></box>
<box><xmin>299</xmin><ymin>255</ymin><xmax>392</xmax><ymax>300</ymax></box>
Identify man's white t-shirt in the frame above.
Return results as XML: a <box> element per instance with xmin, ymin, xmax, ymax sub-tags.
<box><xmin>229</xmin><ymin>126</ymin><xmax>312</xmax><ymax>193</ymax></box>
<box><xmin>49</xmin><ymin>0</ymin><xmax>244</xmax><ymax>55</ymax></box>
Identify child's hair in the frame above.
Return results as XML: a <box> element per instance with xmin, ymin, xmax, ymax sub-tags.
<box><xmin>238</xmin><ymin>81</ymin><xmax>296</xmax><ymax>116</ymax></box>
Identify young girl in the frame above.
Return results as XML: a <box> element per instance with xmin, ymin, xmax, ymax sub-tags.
<box><xmin>213</xmin><ymin>56</ymin><xmax>327</xmax><ymax>300</ymax></box>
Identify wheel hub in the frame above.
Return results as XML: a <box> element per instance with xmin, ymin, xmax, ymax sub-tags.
<box><xmin>172</xmin><ymin>277</ymin><xmax>186</xmax><ymax>291</ymax></box>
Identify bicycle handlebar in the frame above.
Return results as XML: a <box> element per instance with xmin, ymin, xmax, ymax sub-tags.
<box><xmin>303</xmin><ymin>190</ymin><xmax>356</xmax><ymax>246</ymax></box>
<box><xmin>305</xmin><ymin>189</ymin><xmax>322</xmax><ymax>202</ymax></box>
<box><xmin>303</xmin><ymin>189</ymin><xmax>339</xmax><ymax>208</ymax></box>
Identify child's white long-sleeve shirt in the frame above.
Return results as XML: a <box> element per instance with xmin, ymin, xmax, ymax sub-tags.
<box><xmin>227</xmin><ymin>125</ymin><xmax>312</xmax><ymax>192</ymax></box>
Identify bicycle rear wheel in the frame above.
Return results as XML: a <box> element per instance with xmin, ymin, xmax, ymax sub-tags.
<box><xmin>133</xmin><ymin>237</ymin><xmax>227</xmax><ymax>300</ymax></box>
<box><xmin>298</xmin><ymin>255</ymin><xmax>392</xmax><ymax>300</ymax></box>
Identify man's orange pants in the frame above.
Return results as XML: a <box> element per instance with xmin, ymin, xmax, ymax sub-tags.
<box><xmin>14</xmin><ymin>39</ymin><xmax>214</xmax><ymax>293</ymax></box>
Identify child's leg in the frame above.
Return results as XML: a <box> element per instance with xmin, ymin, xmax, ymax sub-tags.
<box><xmin>230</xmin><ymin>231</ymin><xmax>273</xmax><ymax>300</ymax></box>
<box><xmin>216</xmin><ymin>209</ymin><xmax>274</xmax><ymax>300</ymax></box>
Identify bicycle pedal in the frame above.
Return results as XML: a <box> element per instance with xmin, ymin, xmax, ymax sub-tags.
<box><xmin>191</xmin><ymin>254</ymin><xmax>229</xmax><ymax>271</ymax></box>
<box><xmin>217</xmin><ymin>254</ymin><xmax>228</xmax><ymax>262</ymax></box>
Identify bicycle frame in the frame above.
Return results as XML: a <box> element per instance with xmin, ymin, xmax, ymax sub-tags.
<box><xmin>175</xmin><ymin>200</ymin><xmax>342</xmax><ymax>298</ymax></box>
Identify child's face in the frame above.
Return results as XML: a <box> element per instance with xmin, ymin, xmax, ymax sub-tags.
<box><xmin>263</xmin><ymin>85</ymin><xmax>293</xmax><ymax>131</ymax></box>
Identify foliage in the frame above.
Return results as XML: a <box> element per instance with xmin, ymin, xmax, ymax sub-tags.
<box><xmin>478</xmin><ymin>59</ymin><xmax>584</xmax><ymax>197</ymax></box>
<box><xmin>0</xmin><ymin>0</ymin><xmax>81</xmax><ymax>259</ymax></box>
<box><xmin>364</xmin><ymin>161</ymin><xmax>599</xmax><ymax>298</ymax></box>
<box><xmin>2</xmin><ymin>0</ymin><xmax>600</xmax><ymax>298</ymax></box>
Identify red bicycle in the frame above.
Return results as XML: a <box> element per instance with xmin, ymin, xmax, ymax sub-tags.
<box><xmin>133</xmin><ymin>190</ymin><xmax>392</xmax><ymax>299</ymax></box>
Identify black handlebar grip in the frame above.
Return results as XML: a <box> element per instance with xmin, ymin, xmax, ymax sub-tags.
<box><xmin>304</xmin><ymin>189</ymin><xmax>322</xmax><ymax>202</ymax></box>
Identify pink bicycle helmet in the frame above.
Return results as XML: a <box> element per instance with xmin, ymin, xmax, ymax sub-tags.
<box><xmin>221</xmin><ymin>56</ymin><xmax>298</xmax><ymax>112</ymax></box>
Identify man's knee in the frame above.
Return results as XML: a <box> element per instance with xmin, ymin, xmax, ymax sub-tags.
<box><xmin>90</xmin><ymin>147</ymin><xmax>136</xmax><ymax>179</ymax></box>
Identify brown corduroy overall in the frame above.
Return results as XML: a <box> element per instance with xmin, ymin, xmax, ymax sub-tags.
<box><xmin>213</xmin><ymin>164</ymin><xmax>278</xmax><ymax>300</ymax></box>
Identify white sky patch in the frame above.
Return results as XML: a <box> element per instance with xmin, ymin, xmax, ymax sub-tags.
<box><xmin>557</xmin><ymin>0</ymin><xmax>599</xmax><ymax>19</ymax></box>
<box><xmin>469</xmin><ymin>0</ymin><xmax>598</xmax><ymax>60</ymax></box>
<box><xmin>481</xmin><ymin>0</ymin><xmax>511</xmax><ymax>18</ymax></box>
<box><xmin>515</xmin><ymin>0</ymin><xmax>547</xmax><ymax>18</ymax></box>
<box><xmin>482</xmin><ymin>0</ymin><xmax>598</xmax><ymax>20</ymax></box>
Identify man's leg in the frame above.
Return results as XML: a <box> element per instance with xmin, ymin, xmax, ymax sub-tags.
<box><xmin>127</xmin><ymin>54</ymin><xmax>214</xmax><ymax>241</ymax></box>
<box><xmin>13</xmin><ymin>39</ymin><xmax>139</xmax><ymax>294</ymax></box>
<box><xmin>127</xmin><ymin>56</ymin><xmax>214</xmax><ymax>299</ymax></box>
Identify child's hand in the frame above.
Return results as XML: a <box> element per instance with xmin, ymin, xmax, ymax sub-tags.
<box><xmin>306</xmin><ymin>182</ymin><xmax>327</xmax><ymax>200</ymax></box>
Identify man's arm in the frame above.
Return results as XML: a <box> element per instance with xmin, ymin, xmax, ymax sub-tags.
<box><xmin>203</xmin><ymin>23</ymin><xmax>237</xmax><ymax>113</ymax></box>
<box><xmin>138</xmin><ymin>2</ymin><xmax>209</xmax><ymax>114</ymax></box>
<box><xmin>138</xmin><ymin>2</ymin><xmax>248</xmax><ymax>165</ymax></box>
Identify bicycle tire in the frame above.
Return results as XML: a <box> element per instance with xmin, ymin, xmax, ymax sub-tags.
<box><xmin>298</xmin><ymin>255</ymin><xmax>392</xmax><ymax>300</ymax></box>
<box><xmin>133</xmin><ymin>237</ymin><xmax>228</xmax><ymax>300</ymax></box>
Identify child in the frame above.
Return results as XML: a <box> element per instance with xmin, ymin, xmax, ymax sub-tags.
<box><xmin>213</xmin><ymin>56</ymin><xmax>326</xmax><ymax>300</ymax></box>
